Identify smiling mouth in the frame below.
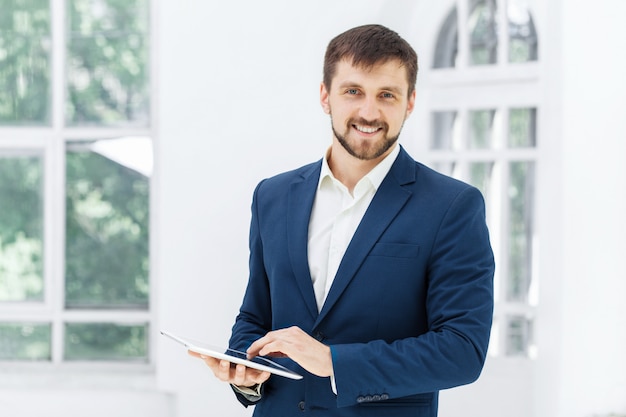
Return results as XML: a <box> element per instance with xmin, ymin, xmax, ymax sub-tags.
<box><xmin>353</xmin><ymin>124</ymin><xmax>382</xmax><ymax>134</ymax></box>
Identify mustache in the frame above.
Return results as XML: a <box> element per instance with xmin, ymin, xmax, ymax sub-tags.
<box><xmin>348</xmin><ymin>117</ymin><xmax>389</xmax><ymax>130</ymax></box>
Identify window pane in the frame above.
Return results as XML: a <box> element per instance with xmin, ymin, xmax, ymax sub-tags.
<box><xmin>508</xmin><ymin>161</ymin><xmax>534</xmax><ymax>302</ymax></box>
<box><xmin>64</xmin><ymin>322</ymin><xmax>148</xmax><ymax>361</ymax></box>
<box><xmin>65</xmin><ymin>137</ymin><xmax>151</xmax><ymax>309</ymax></box>
<box><xmin>66</xmin><ymin>0</ymin><xmax>150</xmax><ymax>126</ymax></box>
<box><xmin>431</xmin><ymin>161</ymin><xmax>457</xmax><ymax>177</ymax></box>
<box><xmin>469</xmin><ymin>0</ymin><xmax>498</xmax><ymax>66</ymax></box>
<box><xmin>469</xmin><ymin>162</ymin><xmax>494</xmax><ymax>202</ymax></box>
<box><xmin>431</xmin><ymin>111</ymin><xmax>459</xmax><ymax>150</ymax></box>
<box><xmin>509</xmin><ymin>108</ymin><xmax>536</xmax><ymax>148</ymax></box>
<box><xmin>0</xmin><ymin>0</ymin><xmax>51</xmax><ymax>125</ymax></box>
<box><xmin>0</xmin><ymin>154</ymin><xmax>44</xmax><ymax>302</ymax></box>
<box><xmin>508</xmin><ymin>0</ymin><xmax>538</xmax><ymax>63</ymax></box>
<box><xmin>0</xmin><ymin>323</ymin><xmax>51</xmax><ymax>360</ymax></box>
<box><xmin>505</xmin><ymin>315</ymin><xmax>533</xmax><ymax>356</ymax></box>
<box><xmin>433</xmin><ymin>7</ymin><xmax>458</xmax><ymax>69</ymax></box>
<box><xmin>469</xmin><ymin>109</ymin><xmax>496</xmax><ymax>149</ymax></box>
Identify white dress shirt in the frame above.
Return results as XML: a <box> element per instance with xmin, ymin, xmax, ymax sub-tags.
<box><xmin>307</xmin><ymin>145</ymin><xmax>400</xmax><ymax>312</ymax></box>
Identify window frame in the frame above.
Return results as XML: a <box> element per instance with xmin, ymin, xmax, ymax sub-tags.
<box><xmin>416</xmin><ymin>0</ymin><xmax>541</xmax><ymax>359</ymax></box>
<box><xmin>0</xmin><ymin>0</ymin><xmax>158</xmax><ymax>372</ymax></box>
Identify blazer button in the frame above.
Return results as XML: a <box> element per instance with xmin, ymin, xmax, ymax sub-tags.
<box><xmin>298</xmin><ymin>401</ymin><xmax>305</xmax><ymax>411</ymax></box>
<box><xmin>313</xmin><ymin>331</ymin><xmax>324</xmax><ymax>341</ymax></box>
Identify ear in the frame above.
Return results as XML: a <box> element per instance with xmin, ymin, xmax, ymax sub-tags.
<box><xmin>320</xmin><ymin>82</ymin><xmax>330</xmax><ymax>114</ymax></box>
<box><xmin>405</xmin><ymin>89</ymin><xmax>416</xmax><ymax>119</ymax></box>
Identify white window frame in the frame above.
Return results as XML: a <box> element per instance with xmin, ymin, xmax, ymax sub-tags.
<box><xmin>413</xmin><ymin>0</ymin><xmax>541</xmax><ymax>359</ymax></box>
<box><xmin>0</xmin><ymin>0</ymin><xmax>159</xmax><ymax>377</ymax></box>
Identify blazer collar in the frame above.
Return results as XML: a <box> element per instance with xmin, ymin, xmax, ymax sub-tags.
<box><xmin>287</xmin><ymin>161</ymin><xmax>323</xmax><ymax>320</ymax></box>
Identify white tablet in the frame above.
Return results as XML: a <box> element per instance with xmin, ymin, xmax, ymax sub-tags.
<box><xmin>160</xmin><ymin>330</ymin><xmax>303</xmax><ymax>380</ymax></box>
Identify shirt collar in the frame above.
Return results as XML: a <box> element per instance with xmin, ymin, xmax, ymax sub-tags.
<box><xmin>318</xmin><ymin>144</ymin><xmax>400</xmax><ymax>191</ymax></box>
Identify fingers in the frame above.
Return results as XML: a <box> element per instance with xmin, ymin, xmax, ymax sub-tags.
<box><xmin>246</xmin><ymin>327</ymin><xmax>334</xmax><ymax>377</ymax></box>
<box><xmin>188</xmin><ymin>351</ymin><xmax>270</xmax><ymax>386</ymax></box>
<box><xmin>247</xmin><ymin>326</ymin><xmax>301</xmax><ymax>357</ymax></box>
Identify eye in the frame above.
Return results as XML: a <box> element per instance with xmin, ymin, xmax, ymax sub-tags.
<box><xmin>346</xmin><ymin>88</ymin><xmax>359</xmax><ymax>95</ymax></box>
<box><xmin>381</xmin><ymin>92</ymin><xmax>395</xmax><ymax>99</ymax></box>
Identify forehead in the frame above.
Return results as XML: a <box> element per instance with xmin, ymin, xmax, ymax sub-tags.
<box><xmin>332</xmin><ymin>58</ymin><xmax>410</xmax><ymax>92</ymax></box>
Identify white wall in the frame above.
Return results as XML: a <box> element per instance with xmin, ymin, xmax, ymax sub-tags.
<box><xmin>156</xmin><ymin>1</ymin><xmax>391</xmax><ymax>416</ymax></box>
<box><xmin>556</xmin><ymin>1</ymin><xmax>626</xmax><ymax>416</ymax></box>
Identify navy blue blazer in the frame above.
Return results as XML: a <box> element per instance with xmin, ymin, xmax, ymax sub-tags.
<box><xmin>229</xmin><ymin>146</ymin><xmax>495</xmax><ymax>417</ymax></box>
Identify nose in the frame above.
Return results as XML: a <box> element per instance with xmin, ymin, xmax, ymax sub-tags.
<box><xmin>358</xmin><ymin>96</ymin><xmax>381</xmax><ymax>121</ymax></box>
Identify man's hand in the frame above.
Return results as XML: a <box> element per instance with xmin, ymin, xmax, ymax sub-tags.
<box><xmin>247</xmin><ymin>326</ymin><xmax>334</xmax><ymax>378</ymax></box>
<box><xmin>188</xmin><ymin>351</ymin><xmax>270</xmax><ymax>388</ymax></box>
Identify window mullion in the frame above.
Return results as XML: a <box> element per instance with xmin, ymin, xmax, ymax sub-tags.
<box><xmin>50</xmin><ymin>0</ymin><xmax>66</xmax><ymax>365</ymax></box>
<box><xmin>456</xmin><ymin>0</ymin><xmax>470</xmax><ymax>69</ymax></box>
<box><xmin>51</xmin><ymin>0</ymin><xmax>65</xmax><ymax>131</ymax></box>
<box><xmin>497</xmin><ymin>0</ymin><xmax>509</xmax><ymax>66</ymax></box>
<box><xmin>49</xmin><ymin>135</ymin><xmax>66</xmax><ymax>364</ymax></box>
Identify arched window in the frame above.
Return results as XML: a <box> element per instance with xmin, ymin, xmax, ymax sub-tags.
<box><xmin>434</xmin><ymin>0</ymin><xmax>538</xmax><ymax>68</ymax></box>
<box><xmin>424</xmin><ymin>0</ymin><xmax>540</xmax><ymax>358</ymax></box>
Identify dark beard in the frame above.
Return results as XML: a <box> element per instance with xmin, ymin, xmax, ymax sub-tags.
<box><xmin>331</xmin><ymin>117</ymin><xmax>401</xmax><ymax>161</ymax></box>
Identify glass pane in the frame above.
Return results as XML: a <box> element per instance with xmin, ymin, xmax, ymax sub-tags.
<box><xmin>431</xmin><ymin>111</ymin><xmax>459</xmax><ymax>150</ymax></box>
<box><xmin>0</xmin><ymin>154</ymin><xmax>44</xmax><ymax>302</ymax></box>
<box><xmin>64</xmin><ymin>322</ymin><xmax>148</xmax><ymax>361</ymax></box>
<box><xmin>0</xmin><ymin>0</ymin><xmax>51</xmax><ymax>125</ymax></box>
<box><xmin>433</xmin><ymin>7</ymin><xmax>458</xmax><ymax>69</ymax></box>
<box><xmin>508</xmin><ymin>0</ymin><xmax>538</xmax><ymax>63</ymax></box>
<box><xmin>431</xmin><ymin>161</ymin><xmax>457</xmax><ymax>177</ymax></box>
<box><xmin>65</xmin><ymin>137</ymin><xmax>151</xmax><ymax>309</ymax></box>
<box><xmin>0</xmin><ymin>323</ymin><xmax>51</xmax><ymax>360</ymax></box>
<box><xmin>469</xmin><ymin>162</ymin><xmax>494</xmax><ymax>202</ymax></box>
<box><xmin>469</xmin><ymin>0</ymin><xmax>498</xmax><ymax>66</ymax></box>
<box><xmin>509</xmin><ymin>108</ymin><xmax>536</xmax><ymax>148</ymax></box>
<box><xmin>66</xmin><ymin>0</ymin><xmax>150</xmax><ymax>126</ymax></box>
<box><xmin>508</xmin><ymin>161</ymin><xmax>534</xmax><ymax>302</ymax></box>
<box><xmin>469</xmin><ymin>109</ymin><xmax>496</xmax><ymax>149</ymax></box>
<box><xmin>505</xmin><ymin>315</ymin><xmax>533</xmax><ymax>356</ymax></box>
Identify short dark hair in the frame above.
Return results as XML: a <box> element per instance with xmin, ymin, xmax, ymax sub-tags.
<box><xmin>323</xmin><ymin>24</ymin><xmax>418</xmax><ymax>96</ymax></box>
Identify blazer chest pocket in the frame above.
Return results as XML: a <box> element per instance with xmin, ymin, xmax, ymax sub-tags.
<box><xmin>369</xmin><ymin>242</ymin><xmax>420</xmax><ymax>258</ymax></box>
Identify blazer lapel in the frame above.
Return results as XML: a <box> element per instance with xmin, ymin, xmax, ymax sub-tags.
<box><xmin>315</xmin><ymin>148</ymin><xmax>416</xmax><ymax>325</ymax></box>
<box><xmin>287</xmin><ymin>162</ymin><xmax>322</xmax><ymax>320</ymax></box>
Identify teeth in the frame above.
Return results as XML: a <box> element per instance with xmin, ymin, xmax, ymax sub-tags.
<box><xmin>355</xmin><ymin>125</ymin><xmax>379</xmax><ymax>133</ymax></box>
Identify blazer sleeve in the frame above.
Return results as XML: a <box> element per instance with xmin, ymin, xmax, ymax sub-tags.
<box><xmin>226</xmin><ymin>181</ymin><xmax>273</xmax><ymax>406</ymax></box>
<box><xmin>330</xmin><ymin>186</ymin><xmax>495</xmax><ymax>408</ymax></box>
<box><xmin>229</xmin><ymin>179</ymin><xmax>273</xmax><ymax>351</ymax></box>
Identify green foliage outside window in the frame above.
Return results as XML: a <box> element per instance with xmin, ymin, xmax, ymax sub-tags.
<box><xmin>0</xmin><ymin>0</ymin><xmax>51</xmax><ymax>125</ymax></box>
<box><xmin>0</xmin><ymin>156</ymin><xmax>43</xmax><ymax>302</ymax></box>
<box><xmin>65</xmin><ymin>144</ymin><xmax>150</xmax><ymax>309</ymax></box>
<box><xmin>0</xmin><ymin>323</ymin><xmax>51</xmax><ymax>360</ymax></box>
<box><xmin>64</xmin><ymin>322</ymin><xmax>147</xmax><ymax>361</ymax></box>
<box><xmin>67</xmin><ymin>0</ymin><xmax>150</xmax><ymax>126</ymax></box>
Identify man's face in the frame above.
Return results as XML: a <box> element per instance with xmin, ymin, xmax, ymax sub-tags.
<box><xmin>320</xmin><ymin>59</ymin><xmax>415</xmax><ymax>161</ymax></box>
